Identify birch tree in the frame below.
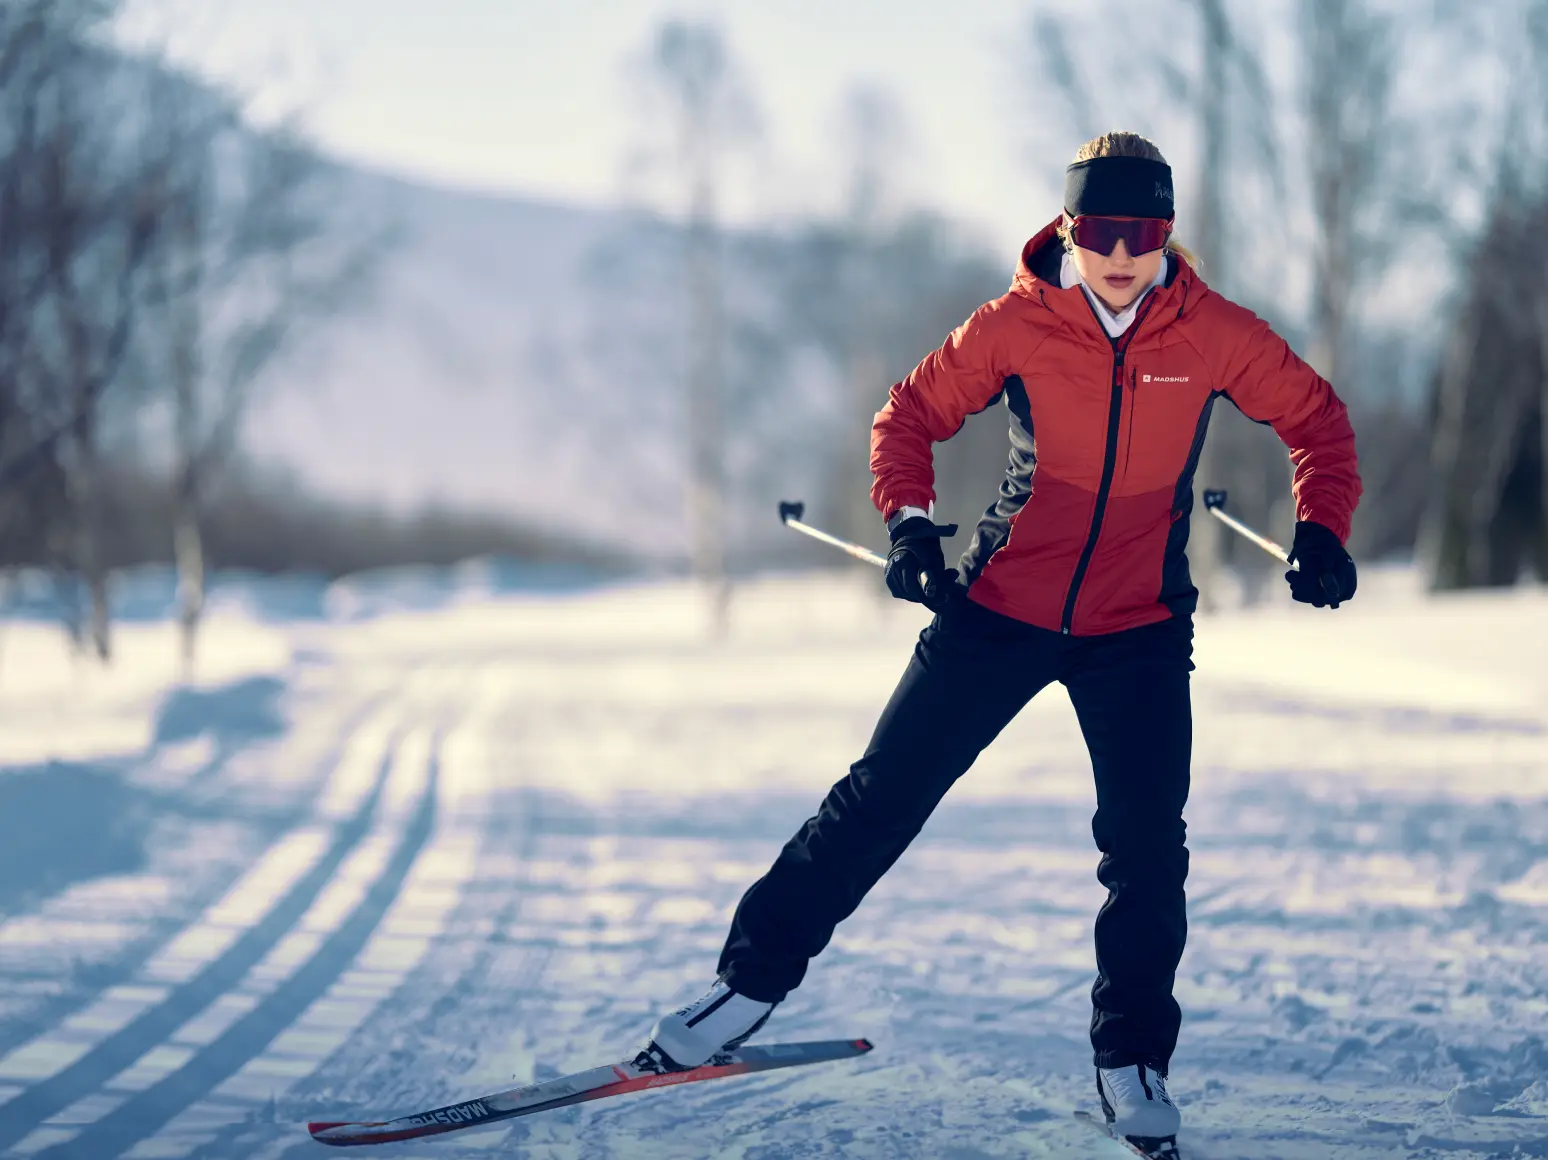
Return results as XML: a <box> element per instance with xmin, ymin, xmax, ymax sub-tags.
<box><xmin>631</xmin><ymin>19</ymin><xmax>760</xmax><ymax>637</ymax></box>
<box><xmin>3</xmin><ymin>8</ymin><xmax>163</xmax><ymax>659</ymax></box>
<box><xmin>136</xmin><ymin>70</ymin><xmax>385</xmax><ymax>669</ymax></box>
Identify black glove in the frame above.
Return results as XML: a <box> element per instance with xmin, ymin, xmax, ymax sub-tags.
<box><xmin>885</xmin><ymin>515</ymin><xmax>960</xmax><ymax>612</ymax></box>
<box><xmin>1285</xmin><ymin>520</ymin><xmax>1357</xmax><ymax>609</ymax></box>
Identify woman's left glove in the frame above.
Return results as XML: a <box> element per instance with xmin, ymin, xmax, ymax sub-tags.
<box><xmin>1285</xmin><ymin>520</ymin><xmax>1357</xmax><ymax>609</ymax></box>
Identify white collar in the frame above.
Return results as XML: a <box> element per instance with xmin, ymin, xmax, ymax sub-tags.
<box><xmin>1059</xmin><ymin>250</ymin><xmax>1170</xmax><ymax>338</ymax></box>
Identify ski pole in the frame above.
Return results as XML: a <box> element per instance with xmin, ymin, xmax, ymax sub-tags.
<box><xmin>778</xmin><ymin>500</ymin><xmax>887</xmax><ymax>567</ymax></box>
<box><xmin>777</xmin><ymin>500</ymin><xmax>949</xmax><ymax>601</ymax></box>
<box><xmin>1201</xmin><ymin>489</ymin><xmax>1340</xmax><ymax>603</ymax></box>
<box><xmin>1200</xmin><ymin>489</ymin><xmax>1289</xmax><ymax>564</ymax></box>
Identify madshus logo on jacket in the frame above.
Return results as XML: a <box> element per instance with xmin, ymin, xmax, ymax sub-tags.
<box><xmin>408</xmin><ymin>1099</ymin><xmax>492</xmax><ymax>1127</ymax></box>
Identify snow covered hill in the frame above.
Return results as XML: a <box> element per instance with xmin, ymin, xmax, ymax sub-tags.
<box><xmin>241</xmin><ymin>174</ymin><xmax>643</xmax><ymax>544</ymax></box>
<box><xmin>240</xmin><ymin>170</ymin><xmax>837</xmax><ymax>562</ymax></box>
<box><xmin>0</xmin><ymin>569</ymin><xmax>1545</xmax><ymax>1157</ymax></box>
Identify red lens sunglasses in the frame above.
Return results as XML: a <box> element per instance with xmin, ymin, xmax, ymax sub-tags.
<box><xmin>1067</xmin><ymin>215</ymin><xmax>1174</xmax><ymax>257</ymax></box>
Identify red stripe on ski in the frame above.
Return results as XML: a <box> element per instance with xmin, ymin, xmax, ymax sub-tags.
<box><xmin>309</xmin><ymin>1038</ymin><xmax>873</xmax><ymax>1147</ymax></box>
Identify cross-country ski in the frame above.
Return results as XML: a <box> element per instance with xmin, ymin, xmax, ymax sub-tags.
<box><xmin>309</xmin><ymin>1039</ymin><xmax>873</xmax><ymax>1146</ymax></box>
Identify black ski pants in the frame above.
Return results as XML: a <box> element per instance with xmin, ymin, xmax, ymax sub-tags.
<box><xmin>717</xmin><ymin>595</ymin><xmax>1194</xmax><ymax>1072</ymax></box>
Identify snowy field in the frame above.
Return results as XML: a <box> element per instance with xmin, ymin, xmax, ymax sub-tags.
<box><xmin>0</xmin><ymin>565</ymin><xmax>1545</xmax><ymax>1159</ymax></box>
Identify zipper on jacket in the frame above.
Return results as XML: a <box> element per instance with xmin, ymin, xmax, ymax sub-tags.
<box><xmin>1060</xmin><ymin>297</ymin><xmax>1157</xmax><ymax>635</ymax></box>
<box><xmin>1121</xmin><ymin>366</ymin><xmax>1140</xmax><ymax>479</ymax></box>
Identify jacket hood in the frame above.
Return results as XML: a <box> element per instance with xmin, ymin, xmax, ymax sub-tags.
<box><xmin>1011</xmin><ymin>217</ymin><xmax>1068</xmax><ymax>297</ymax></box>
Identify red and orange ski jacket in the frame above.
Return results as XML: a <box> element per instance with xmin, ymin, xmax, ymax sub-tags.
<box><xmin>870</xmin><ymin>217</ymin><xmax>1362</xmax><ymax>636</ymax></box>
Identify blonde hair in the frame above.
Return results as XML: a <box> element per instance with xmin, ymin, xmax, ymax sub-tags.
<box><xmin>1056</xmin><ymin>131</ymin><xmax>1201</xmax><ymax>272</ymax></box>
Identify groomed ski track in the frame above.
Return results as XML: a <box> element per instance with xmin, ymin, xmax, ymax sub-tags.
<box><xmin>0</xmin><ymin>570</ymin><xmax>1544</xmax><ymax>1157</ymax></box>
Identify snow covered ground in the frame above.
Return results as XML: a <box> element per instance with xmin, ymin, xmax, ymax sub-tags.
<box><xmin>0</xmin><ymin>565</ymin><xmax>1545</xmax><ymax>1159</ymax></box>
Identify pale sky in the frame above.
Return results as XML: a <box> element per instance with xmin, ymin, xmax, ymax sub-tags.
<box><xmin>108</xmin><ymin>1</ymin><xmax>1492</xmax><ymax>337</ymax></box>
<box><xmin>114</xmin><ymin>0</ymin><xmax>1102</xmax><ymax>257</ymax></box>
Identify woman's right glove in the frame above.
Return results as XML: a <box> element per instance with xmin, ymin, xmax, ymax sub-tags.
<box><xmin>1285</xmin><ymin>520</ymin><xmax>1357</xmax><ymax>608</ymax></box>
<box><xmin>885</xmin><ymin>515</ymin><xmax>960</xmax><ymax>612</ymax></box>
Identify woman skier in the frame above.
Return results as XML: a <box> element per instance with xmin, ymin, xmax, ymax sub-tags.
<box><xmin>640</xmin><ymin>131</ymin><xmax>1362</xmax><ymax>1150</ymax></box>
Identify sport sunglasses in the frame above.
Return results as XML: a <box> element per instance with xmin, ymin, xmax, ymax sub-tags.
<box><xmin>1066</xmin><ymin>215</ymin><xmax>1174</xmax><ymax>257</ymax></box>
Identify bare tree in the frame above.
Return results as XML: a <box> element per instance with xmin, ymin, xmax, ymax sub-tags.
<box><xmin>1</xmin><ymin>9</ymin><xmax>165</xmax><ymax>660</ymax></box>
<box><xmin>1298</xmin><ymin>0</ymin><xmax>1403</xmax><ymax>389</ymax></box>
<box><xmin>1420</xmin><ymin>0</ymin><xmax>1548</xmax><ymax>587</ymax></box>
<box><xmin>1</xmin><ymin>4</ymin><xmax>387</xmax><ymax>666</ymax></box>
<box><xmin>135</xmin><ymin>67</ymin><xmax>386</xmax><ymax>669</ymax></box>
<box><xmin>0</xmin><ymin>1</ymin><xmax>125</xmax><ymax>649</ymax></box>
<box><xmin>1289</xmin><ymin>0</ymin><xmax>1517</xmax><ymax>577</ymax></box>
<box><xmin>629</xmin><ymin>18</ymin><xmax>760</xmax><ymax>636</ymax></box>
<box><xmin>1421</xmin><ymin>194</ymin><xmax>1548</xmax><ymax>586</ymax></box>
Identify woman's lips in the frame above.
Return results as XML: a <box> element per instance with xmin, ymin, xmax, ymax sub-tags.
<box><xmin>1105</xmin><ymin>274</ymin><xmax>1136</xmax><ymax>287</ymax></box>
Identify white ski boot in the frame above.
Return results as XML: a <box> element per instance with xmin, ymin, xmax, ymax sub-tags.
<box><xmin>639</xmin><ymin>977</ymin><xmax>776</xmax><ymax>1072</ymax></box>
<box><xmin>1098</xmin><ymin>1063</ymin><xmax>1181</xmax><ymax>1142</ymax></box>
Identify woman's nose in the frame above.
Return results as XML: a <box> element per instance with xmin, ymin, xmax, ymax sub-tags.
<box><xmin>1110</xmin><ymin>239</ymin><xmax>1135</xmax><ymax>265</ymax></box>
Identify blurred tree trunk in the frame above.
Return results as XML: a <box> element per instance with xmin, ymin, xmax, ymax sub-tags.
<box><xmin>1188</xmin><ymin>0</ymin><xmax>1229</xmax><ymax>611</ymax></box>
<box><xmin>1421</xmin><ymin>197</ymin><xmax>1547</xmax><ymax>587</ymax></box>
<box><xmin>1298</xmin><ymin>0</ymin><xmax>1366</xmax><ymax>572</ymax></box>
<box><xmin>685</xmin><ymin>189</ymin><xmax>730</xmax><ymax>633</ymax></box>
<box><xmin>136</xmin><ymin>70</ymin><xmax>387</xmax><ymax>671</ymax></box>
<box><xmin>1421</xmin><ymin>0</ymin><xmax>1548</xmax><ymax>588</ymax></box>
<box><xmin>1296</xmin><ymin>0</ymin><xmax>1429</xmax><ymax>568</ymax></box>
<box><xmin>63</xmin><ymin>400</ymin><xmax>109</xmax><ymax>659</ymax></box>
<box><xmin>832</xmin><ymin>88</ymin><xmax>900</xmax><ymax>561</ymax></box>
<box><xmin>637</xmin><ymin>20</ymin><xmax>758</xmax><ymax>638</ymax></box>
<box><xmin>15</xmin><ymin>6</ymin><xmax>161</xmax><ymax>663</ymax></box>
<box><xmin>153</xmin><ymin>92</ymin><xmax>209</xmax><ymax>673</ymax></box>
<box><xmin>1299</xmin><ymin>0</ymin><xmax>1402</xmax><ymax>395</ymax></box>
<box><xmin>172</xmin><ymin>472</ymin><xmax>204</xmax><ymax>667</ymax></box>
<box><xmin>171</xmin><ymin>306</ymin><xmax>203</xmax><ymax>671</ymax></box>
<box><xmin>1541</xmin><ymin>292</ymin><xmax>1548</xmax><ymax>580</ymax></box>
<box><xmin>59</xmin><ymin>275</ymin><xmax>127</xmax><ymax>662</ymax></box>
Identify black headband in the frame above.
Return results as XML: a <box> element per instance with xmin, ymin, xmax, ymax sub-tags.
<box><xmin>1064</xmin><ymin>156</ymin><xmax>1175</xmax><ymax>219</ymax></box>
